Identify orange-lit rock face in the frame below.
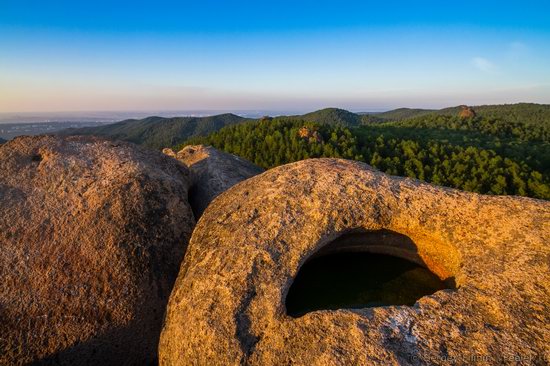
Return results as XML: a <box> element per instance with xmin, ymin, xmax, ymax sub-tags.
<box><xmin>459</xmin><ymin>105</ymin><xmax>476</xmax><ymax>118</ymax></box>
<box><xmin>159</xmin><ymin>158</ymin><xmax>549</xmax><ymax>365</ymax></box>
<box><xmin>298</xmin><ymin>126</ymin><xmax>323</xmax><ymax>142</ymax></box>
<box><xmin>0</xmin><ymin>135</ymin><xmax>195</xmax><ymax>365</ymax></box>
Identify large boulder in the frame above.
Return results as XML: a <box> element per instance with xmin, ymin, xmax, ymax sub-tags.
<box><xmin>159</xmin><ymin>158</ymin><xmax>549</xmax><ymax>365</ymax></box>
<box><xmin>166</xmin><ymin>145</ymin><xmax>263</xmax><ymax>218</ymax></box>
<box><xmin>0</xmin><ymin>135</ymin><xmax>195</xmax><ymax>365</ymax></box>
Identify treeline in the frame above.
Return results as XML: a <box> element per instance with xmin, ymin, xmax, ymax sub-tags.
<box><xmin>392</xmin><ymin>114</ymin><xmax>549</xmax><ymax>142</ymax></box>
<box><xmin>178</xmin><ymin>118</ymin><xmax>550</xmax><ymax>200</ymax></box>
<box><xmin>365</xmin><ymin>125</ymin><xmax>550</xmax><ymax>176</ymax></box>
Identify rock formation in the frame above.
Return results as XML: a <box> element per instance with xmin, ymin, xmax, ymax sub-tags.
<box><xmin>458</xmin><ymin>105</ymin><xmax>476</xmax><ymax>118</ymax></box>
<box><xmin>162</xmin><ymin>147</ymin><xmax>177</xmax><ymax>158</ymax></box>
<box><xmin>159</xmin><ymin>158</ymin><xmax>549</xmax><ymax>365</ymax></box>
<box><xmin>0</xmin><ymin>135</ymin><xmax>195</xmax><ymax>365</ymax></box>
<box><xmin>298</xmin><ymin>126</ymin><xmax>323</xmax><ymax>143</ymax></box>
<box><xmin>165</xmin><ymin>145</ymin><xmax>263</xmax><ymax>218</ymax></box>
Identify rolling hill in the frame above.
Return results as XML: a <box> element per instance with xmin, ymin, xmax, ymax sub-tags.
<box><xmin>293</xmin><ymin>103</ymin><xmax>550</xmax><ymax>126</ymax></box>
<box><xmin>177</xmin><ymin>103</ymin><xmax>550</xmax><ymax>200</ymax></box>
<box><xmin>297</xmin><ymin>108</ymin><xmax>363</xmax><ymax>126</ymax></box>
<box><xmin>364</xmin><ymin>108</ymin><xmax>436</xmax><ymax>120</ymax></box>
<box><xmin>60</xmin><ymin>103</ymin><xmax>550</xmax><ymax>150</ymax></box>
<box><xmin>366</xmin><ymin>103</ymin><xmax>550</xmax><ymax>124</ymax></box>
<box><xmin>60</xmin><ymin>113</ymin><xmax>246</xmax><ymax>149</ymax></box>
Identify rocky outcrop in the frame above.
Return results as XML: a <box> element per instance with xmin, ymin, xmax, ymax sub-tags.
<box><xmin>458</xmin><ymin>105</ymin><xmax>476</xmax><ymax>118</ymax></box>
<box><xmin>159</xmin><ymin>158</ymin><xmax>549</xmax><ymax>365</ymax></box>
<box><xmin>162</xmin><ymin>147</ymin><xmax>177</xmax><ymax>158</ymax></box>
<box><xmin>298</xmin><ymin>126</ymin><xmax>323</xmax><ymax>143</ymax></box>
<box><xmin>165</xmin><ymin>145</ymin><xmax>263</xmax><ymax>218</ymax></box>
<box><xmin>0</xmin><ymin>135</ymin><xmax>195</xmax><ymax>365</ymax></box>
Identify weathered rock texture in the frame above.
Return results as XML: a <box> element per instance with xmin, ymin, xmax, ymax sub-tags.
<box><xmin>458</xmin><ymin>105</ymin><xmax>476</xmax><ymax>119</ymax></box>
<box><xmin>159</xmin><ymin>158</ymin><xmax>549</xmax><ymax>365</ymax></box>
<box><xmin>0</xmin><ymin>135</ymin><xmax>195</xmax><ymax>365</ymax></box>
<box><xmin>166</xmin><ymin>145</ymin><xmax>263</xmax><ymax>218</ymax></box>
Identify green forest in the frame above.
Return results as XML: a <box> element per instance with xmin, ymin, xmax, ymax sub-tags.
<box><xmin>177</xmin><ymin>106</ymin><xmax>550</xmax><ymax>200</ymax></box>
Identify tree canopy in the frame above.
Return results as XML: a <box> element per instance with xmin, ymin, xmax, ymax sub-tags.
<box><xmin>177</xmin><ymin>115</ymin><xmax>550</xmax><ymax>200</ymax></box>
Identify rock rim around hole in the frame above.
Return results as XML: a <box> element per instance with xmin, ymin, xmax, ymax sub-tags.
<box><xmin>285</xmin><ymin>234</ymin><xmax>453</xmax><ymax>318</ymax></box>
<box><xmin>159</xmin><ymin>158</ymin><xmax>550</xmax><ymax>365</ymax></box>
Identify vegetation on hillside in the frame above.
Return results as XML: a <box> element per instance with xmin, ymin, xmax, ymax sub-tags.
<box><xmin>365</xmin><ymin>108</ymin><xmax>435</xmax><ymax>121</ymax></box>
<box><xmin>60</xmin><ymin>113</ymin><xmax>246</xmax><ymax>149</ymax></box>
<box><xmin>393</xmin><ymin>114</ymin><xmax>549</xmax><ymax>142</ymax></box>
<box><xmin>436</xmin><ymin>103</ymin><xmax>550</xmax><ymax>126</ymax></box>
<box><xmin>177</xmin><ymin>112</ymin><xmax>550</xmax><ymax>200</ymax></box>
<box><xmin>370</xmin><ymin>103</ymin><xmax>550</xmax><ymax>125</ymax></box>
<box><xmin>297</xmin><ymin>108</ymin><xmax>363</xmax><ymax>126</ymax></box>
<box><xmin>58</xmin><ymin>102</ymin><xmax>550</xmax><ymax>199</ymax></box>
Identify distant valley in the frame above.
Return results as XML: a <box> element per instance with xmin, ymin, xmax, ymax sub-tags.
<box><xmin>0</xmin><ymin>121</ymin><xmax>111</xmax><ymax>140</ymax></box>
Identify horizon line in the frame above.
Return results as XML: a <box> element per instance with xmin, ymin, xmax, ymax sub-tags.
<box><xmin>0</xmin><ymin>101</ymin><xmax>546</xmax><ymax>116</ymax></box>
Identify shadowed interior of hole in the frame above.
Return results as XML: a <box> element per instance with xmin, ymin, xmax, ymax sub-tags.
<box><xmin>285</xmin><ymin>229</ymin><xmax>454</xmax><ymax>318</ymax></box>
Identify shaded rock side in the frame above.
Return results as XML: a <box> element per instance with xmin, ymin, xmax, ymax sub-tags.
<box><xmin>0</xmin><ymin>135</ymin><xmax>195</xmax><ymax>365</ymax></box>
<box><xmin>159</xmin><ymin>158</ymin><xmax>550</xmax><ymax>365</ymax></box>
<box><xmin>166</xmin><ymin>145</ymin><xmax>263</xmax><ymax>218</ymax></box>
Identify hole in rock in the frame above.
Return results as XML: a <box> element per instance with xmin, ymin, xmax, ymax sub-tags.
<box><xmin>285</xmin><ymin>230</ymin><xmax>455</xmax><ymax>318</ymax></box>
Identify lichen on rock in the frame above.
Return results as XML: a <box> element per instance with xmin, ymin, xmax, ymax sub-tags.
<box><xmin>0</xmin><ymin>135</ymin><xmax>195</xmax><ymax>365</ymax></box>
<box><xmin>159</xmin><ymin>158</ymin><xmax>550</xmax><ymax>365</ymax></box>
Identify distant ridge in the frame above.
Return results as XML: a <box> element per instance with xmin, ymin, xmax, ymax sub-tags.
<box><xmin>368</xmin><ymin>108</ymin><xmax>436</xmax><ymax>120</ymax></box>
<box><xmin>298</xmin><ymin>108</ymin><xmax>363</xmax><ymax>126</ymax></box>
<box><xmin>59</xmin><ymin>103</ymin><xmax>550</xmax><ymax>149</ymax></box>
<box><xmin>293</xmin><ymin>103</ymin><xmax>550</xmax><ymax>125</ymax></box>
<box><xmin>371</xmin><ymin>102</ymin><xmax>550</xmax><ymax>123</ymax></box>
<box><xmin>275</xmin><ymin>103</ymin><xmax>550</xmax><ymax>127</ymax></box>
<box><xmin>60</xmin><ymin>113</ymin><xmax>245</xmax><ymax>149</ymax></box>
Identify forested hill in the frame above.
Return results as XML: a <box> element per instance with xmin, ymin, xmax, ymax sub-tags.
<box><xmin>58</xmin><ymin>103</ymin><xmax>550</xmax><ymax>149</ymax></box>
<box><xmin>176</xmin><ymin>104</ymin><xmax>550</xmax><ymax>200</ymax></box>
<box><xmin>288</xmin><ymin>103</ymin><xmax>550</xmax><ymax>127</ymax></box>
<box><xmin>0</xmin><ymin>137</ymin><xmax>6</xmax><ymax>144</ymax></box>
<box><xmin>365</xmin><ymin>108</ymin><xmax>435</xmax><ymax>120</ymax></box>
<box><xmin>60</xmin><ymin>113</ymin><xmax>246</xmax><ymax>149</ymax></box>
<box><xmin>368</xmin><ymin>103</ymin><xmax>550</xmax><ymax>124</ymax></box>
<box><xmin>296</xmin><ymin>108</ymin><xmax>363</xmax><ymax>126</ymax></box>
<box><xmin>437</xmin><ymin>103</ymin><xmax>550</xmax><ymax>124</ymax></box>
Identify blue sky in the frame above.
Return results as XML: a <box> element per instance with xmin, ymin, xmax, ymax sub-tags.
<box><xmin>1</xmin><ymin>1</ymin><xmax>549</xmax><ymax>113</ymax></box>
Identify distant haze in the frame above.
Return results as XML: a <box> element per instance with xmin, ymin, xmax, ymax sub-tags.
<box><xmin>0</xmin><ymin>110</ymin><xmax>306</xmax><ymax>124</ymax></box>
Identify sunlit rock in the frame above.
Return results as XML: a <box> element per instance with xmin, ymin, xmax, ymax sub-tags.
<box><xmin>0</xmin><ymin>135</ymin><xmax>195</xmax><ymax>365</ymax></box>
<box><xmin>159</xmin><ymin>158</ymin><xmax>549</xmax><ymax>365</ymax></box>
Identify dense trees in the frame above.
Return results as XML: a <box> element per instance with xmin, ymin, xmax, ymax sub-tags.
<box><xmin>178</xmin><ymin>116</ymin><xmax>550</xmax><ymax>200</ymax></box>
<box><xmin>298</xmin><ymin>108</ymin><xmax>363</xmax><ymax>126</ymax></box>
<box><xmin>394</xmin><ymin>114</ymin><xmax>549</xmax><ymax>142</ymax></box>
<box><xmin>180</xmin><ymin>119</ymin><xmax>363</xmax><ymax>168</ymax></box>
<box><xmin>61</xmin><ymin>113</ymin><xmax>246</xmax><ymax>149</ymax></box>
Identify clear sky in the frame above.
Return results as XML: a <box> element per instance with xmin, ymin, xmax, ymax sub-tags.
<box><xmin>1</xmin><ymin>0</ymin><xmax>549</xmax><ymax>113</ymax></box>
